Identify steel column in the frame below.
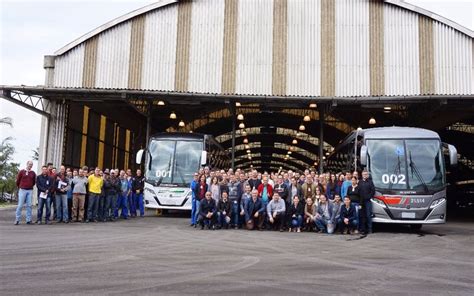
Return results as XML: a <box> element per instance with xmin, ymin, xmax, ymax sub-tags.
<box><xmin>319</xmin><ymin>107</ymin><xmax>325</xmax><ymax>174</ymax></box>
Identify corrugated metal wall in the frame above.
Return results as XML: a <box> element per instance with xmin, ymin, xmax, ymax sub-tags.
<box><xmin>335</xmin><ymin>0</ymin><xmax>370</xmax><ymax>97</ymax></box>
<box><xmin>235</xmin><ymin>0</ymin><xmax>274</xmax><ymax>95</ymax></box>
<box><xmin>52</xmin><ymin>0</ymin><xmax>473</xmax><ymax>97</ymax></box>
<box><xmin>95</xmin><ymin>22</ymin><xmax>132</xmax><ymax>89</ymax></box>
<box><xmin>384</xmin><ymin>4</ymin><xmax>420</xmax><ymax>96</ymax></box>
<box><xmin>54</xmin><ymin>44</ymin><xmax>85</xmax><ymax>87</ymax></box>
<box><xmin>141</xmin><ymin>5</ymin><xmax>178</xmax><ymax>91</ymax></box>
<box><xmin>188</xmin><ymin>0</ymin><xmax>225</xmax><ymax>93</ymax></box>
<box><xmin>434</xmin><ymin>22</ymin><xmax>473</xmax><ymax>95</ymax></box>
<box><xmin>287</xmin><ymin>0</ymin><xmax>321</xmax><ymax>96</ymax></box>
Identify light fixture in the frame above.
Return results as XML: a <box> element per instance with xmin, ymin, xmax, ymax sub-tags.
<box><xmin>245</xmin><ymin>144</ymin><xmax>250</xmax><ymax>149</ymax></box>
<box><xmin>314</xmin><ymin>161</ymin><xmax>318</xmax><ymax>166</ymax></box>
<box><xmin>235</xmin><ymin>102</ymin><xmax>241</xmax><ymax>107</ymax></box>
<box><xmin>325</xmin><ymin>152</ymin><xmax>330</xmax><ymax>156</ymax></box>
<box><xmin>242</xmin><ymin>130</ymin><xmax>247</xmax><ymax>136</ymax></box>
<box><xmin>384</xmin><ymin>106</ymin><xmax>392</xmax><ymax>110</ymax></box>
<box><xmin>289</xmin><ymin>146</ymin><xmax>294</xmax><ymax>151</ymax></box>
<box><xmin>309</xmin><ymin>103</ymin><xmax>317</xmax><ymax>108</ymax></box>
<box><xmin>384</xmin><ymin>110</ymin><xmax>391</xmax><ymax>114</ymax></box>
<box><xmin>299</xmin><ymin>124</ymin><xmax>305</xmax><ymax>131</ymax></box>
<box><xmin>243</xmin><ymin>138</ymin><xmax>249</xmax><ymax>144</ymax></box>
<box><xmin>237</xmin><ymin>114</ymin><xmax>244</xmax><ymax>120</ymax></box>
<box><xmin>157</xmin><ymin>100</ymin><xmax>165</xmax><ymax>106</ymax></box>
<box><xmin>248</xmin><ymin>156</ymin><xmax>252</xmax><ymax>160</ymax></box>
<box><xmin>239</xmin><ymin>123</ymin><xmax>245</xmax><ymax>129</ymax></box>
<box><xmin>178</xmin><ymin>120</ymin><xmax>185</xmax><ymax>127</ymax></box>
<box><xmin>287</xmin><ymin>151</ymin><xmax>292</xmax><ymax>155</ymax></box>
<box><xmin>357</xmin><ymin>127</ymin><xmax>363</xmax><ymax>131</ymax></box>
<box><xmin>246</xmin><ymin>150</ymin><xmax>251</xmax><ymax>153</ymax></box>
<box><xmin>169</xmin><ymin>112</ymin><xmax>177</xmax><ymax>119</ymax></box>
<box><xmin>189</xmin><ymin>130</ymin><xmax>193</xmax><ymax>133</ymax></box>
<box><xmin>292</xmin><ymin>139</ymin><xmax>298</xmax><ymax>145</ymax></box>
<box><xmin>369</xmin><ymin>117</ymin><xmax>376</xmax><ymax>125</ymax></box>
<box><xmin>303</xmin><ymin>115</ymin><xmax>311</xmax><ymax>122</ymax></box>
<box><xmin>296</xmin><ymin>132</ymin><xmax>300</xmax><ymax>137</ymax></box>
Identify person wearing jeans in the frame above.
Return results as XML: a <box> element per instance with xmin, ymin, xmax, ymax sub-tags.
<box><xmin>15</xmin><ymin>161</ymin><xmax>36</xmax><ymax>225</ymax></box>
<box><xmin>54</xmin><ymin>166</ymin><xmax>70</xmax><ymax>223</ymax></box>
<box><xmin>189</xmin><ymin>173</ymin><xmax>199</xmax><ymax>226</ymax></box>
<box><xmin>87</xmin><ymin>168</ymin><xmax>104</xmax><ymax>222</ymax></box>
<box><xmin>314</xmin><ymin>195</ymin><xmax>335</xmax><ymax>234</ymax></box>
<box><xmin>287</xmin><ymin>195</ymin><xmax>304</xmax><ymax>232</ymax></box>
<box><xmin>192</xmin><ymin>174</ymin><xmax>208</xmax><ymax>227</ymax></box>
<box><xmin>131</xmin><ymin>169</ymin><xmax>145</xmax><ymax>217</ymax></box>
<box><xmin>35</xmin><ymin>165</ymin><xmax>53</xmax><ymax>224</ymax></box>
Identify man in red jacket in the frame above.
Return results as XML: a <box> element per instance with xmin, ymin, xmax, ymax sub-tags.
<box><xmin>15</xmin><ymin>160</ymin><xmax>36</xmax><ymax>225</ymax></box>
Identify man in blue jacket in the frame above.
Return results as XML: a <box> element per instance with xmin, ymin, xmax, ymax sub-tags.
<box><xmin>189</xmin><ymin>173</ymin><xmax>199</xmax><ymax>226</ymax></box>
<box><xmin>338</xmin><ymin>196</ymin><xmax>358</xmax><ymax>234</ymax></box>
<box><xmin>244</xmin><ymin>189</ymin><xmax>264</xmax><ymax>230</ymax></box>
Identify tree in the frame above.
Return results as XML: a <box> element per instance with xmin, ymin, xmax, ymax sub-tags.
<box><xmin>0</xmin><ymin>137</ymin><xmax>19</xmax><ymax>198</ymax></box>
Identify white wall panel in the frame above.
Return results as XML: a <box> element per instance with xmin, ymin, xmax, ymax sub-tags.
<box><xmin>141</xmin><ymin>4</ymin><xmax>178</xmax><ymax>90</ymax></box>
<box><xmin>235</xmin><ymin>0</ymin><xmax>273</xmax><ymax>95</ymax></box>
<box><xmin>188</xmin><ymin>0</ymin><xmax>225</xmax><ymax>93</ymax></box>
<box><xmin>384</xmin><ymin>5</ymin><xmax>420</xmax><ymax>96</ymax></box>
<box><xmin>434</xmin><ymin>22</ymin><xmax>472</xmax><ymax>95</ymax></box>
<box><xmin>287</xmin><ymin>0</ymin><xmax>321</xmax><ymax>96</ymax></box>
<box><xmin>53</xmin><ymin>44</ymin><xmax>85</xmax><ymax>87</ymax></box>
<box><xmin>335</xmin><ymin>0</ymin><xmax>370</xmax><ymax>97</ymax></box>
<box><xmin>95</xmin><ymin>22</ymin><xmax>132</xmax><ymax>89</ymax></box>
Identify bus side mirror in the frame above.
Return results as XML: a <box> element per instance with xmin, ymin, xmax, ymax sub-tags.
<box><xmin>360</xmin><ymin>145</ymin><xmax>368</xmax><ymax>166</ymax></box>
<box><xmin>448</xmin><ymin>144</ymin><xmax>457</xmax><ymax>166</ymax></box>
<box><xmin>201</xmin><ymin>151</ymin><xmax>207</xmax><ymax>166</ymax></box>
<box><xmin>136</xmin><ymin>149</ymin><xmax>144</xmax><ymax>165</ymax></box>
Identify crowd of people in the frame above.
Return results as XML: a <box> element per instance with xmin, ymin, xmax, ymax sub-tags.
<box><xmin>189</xmin><ymin>167</ymin><xmax>375</xmax><ymax>235</ymax></box>
<box><xmin>14</xmin><ymin>161</ymin><xmax>145</xmax><ymax>225</ymax></box>
<box><xmin>15</xmin><ymin>161</ymin><xmax>376</xmax><ymax>235</ymax></box>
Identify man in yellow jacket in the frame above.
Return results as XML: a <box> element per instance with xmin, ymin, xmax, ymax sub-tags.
<box><xmin>86</xmin><ymin>167</ymin><xmax>104</xmax><ymax>222</ymax></box>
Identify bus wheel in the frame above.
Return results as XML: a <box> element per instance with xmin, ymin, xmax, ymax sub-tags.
<box><xmin>410</xmin><ymin>224</ymin><xmax>422</xmax><ymax>231</ymax></box>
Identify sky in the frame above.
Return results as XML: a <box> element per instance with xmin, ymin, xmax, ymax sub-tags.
<box><xmin>1</xmin><ymin>0</ymin><xmax>473</xmax><ymax>171</ymax></box>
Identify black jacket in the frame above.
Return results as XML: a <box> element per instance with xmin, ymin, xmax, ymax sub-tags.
<box><xmin>347</xmin><ymin>185</ymin><xmax>361</xmax><ymax>204</ymax></box>
<box><xmin>132</xmin><ymin>176</ymin><xmax>145</xmax><ymax>194</ymax></box>
<box><xmin>36</xmin><ymin>174</ymin><xmax>54</xmax><ymax>194</ymax></box>
<box><xmin>245</xmin><ymin>197</ymin><xmax>264</xmax><ymax>220</ymax></box>
<box><xmin>358</xmin><ymin>178</ymin><xmax>375</xmax><ymax>201</ymax></box>
<box><xmin>200</xmin><ymin>198</ymin><xmax>217</xmax><ymax>217</ymax></box>
<box><xmin>287</xmin><ymin>201</ymin><xmax>304</xmax><ymax>217</ymax></box>
<box><xmin>274</xmin><ymin>182</ymin><xmax>289</xmax><ymax>203</ymax></box>
<box><xmin>248</xmin><ymin>178</ymin><xmax>262</xmax><ymax>191</ymax></box>
<box><xmin>217</xmin><ymin>199</ymin><xmax>231</xmax><ymax>214</ymax></box>
<box><xmin>104</xmin><ymin>177</ymin><xmax>121</xmax><ymax>195</ymax></box>
<box><xmin>340</xmin><ymin>204</ymin><xmax>357</xmax><ymax>222</ymax></box>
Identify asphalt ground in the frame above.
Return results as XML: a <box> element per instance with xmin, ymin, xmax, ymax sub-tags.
<box><xmin>1</xmin><ymin>206</ymin><xmax>473</xmax><ymax>296</ymax></box>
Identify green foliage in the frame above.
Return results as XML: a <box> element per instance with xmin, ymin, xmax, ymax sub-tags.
<box><xmin>0</xmin><ymin>137</ymin><xmax>20</xmax><ymax>195</ymax></box>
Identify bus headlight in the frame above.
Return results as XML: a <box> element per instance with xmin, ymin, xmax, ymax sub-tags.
<box><xmin>371</xmin><ymin>197</ymin><xmax>387</xmax><ymax>208</ymax></box>
<box><xmin>430</xmin><ymin>198</ymin><xmax>445</xmax><ymax>209</ymax></box>
<box><xmin>145</xmin><ymin>187</ymin><xmax>155</xmax><ymax>196</ymax></box>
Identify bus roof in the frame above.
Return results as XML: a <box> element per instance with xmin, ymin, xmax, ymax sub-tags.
<box><xmin>150</xmin><ymin>132</ymin><xmax>207</xmax><ymax>140</ymax></box>
<box><xmin>361</xmin><ymin>127</ymin><xmax>440</xmax><ymax>139</ymax></box>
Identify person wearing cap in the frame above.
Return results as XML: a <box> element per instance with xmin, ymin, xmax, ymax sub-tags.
<box><xmin>86</xmin><ymin>167</ymin><xmax>104</xmax><ymax>223</ymax></box>
<box><xmin>189</xmin><ymin>172</ymin><xmax>200</xmax><ymax>226</ymax></box>
<box><xmin>104</xmin><ymin>169</ymin><xmax>121</xmax><ymax>221</ymax></box>
<box><xmin>266</xmin><ymin>192</ymin><xmax>286</xmax><ymax>232</ymax></box>
<box><xmin>198</xmin><ymin>191</ymin><xmax>217</xmax><ymax>230</ymax></box>
<box><xmin>14</xmin><ymin>160</ymin><xmax>36</xmax><ymax>225</ymax></box>
<box><xmin>244</xmin><ymin>189</ymin><xmax>264</xmax><ymax>230</ymax></box>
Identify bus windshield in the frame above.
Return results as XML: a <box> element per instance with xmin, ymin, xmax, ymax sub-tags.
<box><xmin>367</xmin><ymin>139</ymin><xmax>445</xmax><ymax>193</ymax></box>
<box><xmin>146</xmin><ymin>139</ymin><xmax>203</xmax><ymax>186</ymax></box>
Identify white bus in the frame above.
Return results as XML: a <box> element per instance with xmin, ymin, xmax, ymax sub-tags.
<box><xmin>327</xmin><ymin>127</ymin><xmax>458</xmax><ymax>229</ymax></box>
<box><xmin>136</xmin><ymin>133</ymin><xmax>229</xmax><ymax>211</ymax></box>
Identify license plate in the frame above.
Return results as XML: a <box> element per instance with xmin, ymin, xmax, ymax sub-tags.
<box><xmin>401</xmin><ymin>212</ymin><xmax>416</xmax><ymax>219</ymax></box>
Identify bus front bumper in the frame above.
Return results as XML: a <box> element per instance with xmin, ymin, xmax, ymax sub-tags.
<box><xmin>371</xmin><ymin>198</ymin><xmax>446</xmax><ymax>224</ymax></box>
